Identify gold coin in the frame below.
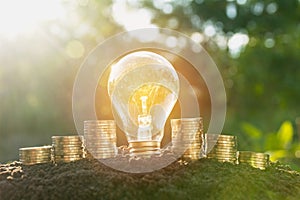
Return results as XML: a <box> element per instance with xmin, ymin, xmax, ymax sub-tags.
<box><xmin>54</xmin><ymin>158</ymin><xmax>82</xmax><ymax>162</ymax></box>
<box><xmin>90</xmin><ymin>151</ymin><xmax>116</xmax><ymax>155</ymax></box>
<box><xmin>251</xmin><ymin>163</ymin><xmax>269</xmax><ymax>167</ymax></box>
<box><xmin>52</xmin><ymin>135</ymin><xmax>82</xmax><ymax>139</ymax></box>
<box><xmin>20</xmin><ymin>154</ymin><xmax>51</xmax><ymax>159</ymax></box>
<box><xmin>89</xmin><ymin>151</ymin><xmax>117</xmax><ymax>155</ymax></box>
<box><xmin>20</xmin><ymin>157</ymin><xmax>51</xmax><ymax>161</ymax></box>
<box><xmin>52</xmin><ymin>145</ymin><xmax>83</xmax><ymax>150</ymax></box>
<box><xmin>53</xmin><ymin>150</ymin><xmax>82</xmax><ymax>154</ymax></box>
<box><xmin>20</xmin><ymin>159</ymin><xmax>51</xmax><ymax>164</ymax></box>
<box><xmin>206</xmin><ymin>155</ymin><xmax>237</xmax><ymax>159</ymax></box>
<box><xmin>207</xmin><ymin>155</ymin><xmax>237</xmax><ymax>159</ymax></box>
<box><xmin>130</xmin><ymin>151</ymin><xmax>160</xmax><ymax>156</ymax></box>
<box><xmin>206</xmin><ymin>145</ymin><xmax>237</xmax><ymax>150</ymax></box>
<box><xmin>52</xmin><ymin>136</ymin><xmax>82</xmax><ymax>142</ymax></box>
<box><xmin>213</xmin><ymin>152</ymin><xmax>237</xmax><ymax>155</ymax></box>
<box><xmin>239</xmin><ymin>158</ymin><xmax>269</xmax><ymax>163</ymax></box>
<box><xmin>20</xmin><ymin>156</ymin><xmax>51</xmax><ymax>161</ymax></box>
<box><xmin>129</xmin><ymin>147</ymin><xmax>160</xmax><ymax>152</ymax></box>
<box><xmin>239</xmin><ymin>162</ymin><xmax>268</xmax><ymax>167</ymax></box>
<box><xmin>87</xmin><ymin>148</ymin><xmax>116</xmax><ymax>152</ymax></box>
<box><xmin>205</xmin><ymin>134</ymin><xmax>236</xmax><ymax>139</ymax></box>
<box><xmin>238</xmin><ymin>156</ymin><xmax>269</xmax><ymax>161</ymax></box>
<box><xmin>19</xmin><ymin>146</ymin><xmax>52</xmax><ymax>151</ymax></box>
<box><xmin>55</xmin><ymin>153</ymin><xmax>82</xmax><ymax>157</ymax></box>
<box><xmin>53</xmin><ymin>144</ymin><xmax>83</xmax><ymax>148</ymax></box>
<box><xmin>86</xmin><ymin>145</ymin><xmax>116</xmax><ymax>149</ymax></box>
<box><xmin>19</xmin><ymin>151</ymin><xmax>52</xmax><ymax>156</ymax></box>
<box><xmin>238</xmin><ymin>152</ymin><xmax>269</xmax><ymax>159</ymax></box>
<box><xmin>207</xmin><ymin>153</ymin><xmax>237</xmax><ymax>158</ymax></box>
<box><xmin>210</xmin><ymin>149</ymin><xmax>237</xmax><ymax>154</ymax></box>
<box><xmin>211</xmin><ymin>146</ymin><xmax>237</xmax><ymax>150</ymax></box>
<box><xmin>85</xmin><ymin>146</ymin><xmax>116</xmax><ymax>150</ymax></box>
<box><xmin>237</xmin><ymin>151</ymin><xmax>253</xmax><ymax>155</ymax></box>
<box><xmin>171</xmin><ymin>117</ymin><xmax>202</xmax><ymax>122</ymax></box>
<box><xmin>52</xmin><ymin>140</ymin><xmax>83</xmax><ymax>145</ymax></box>
<box><xmin>53</xmin><ymin>146</ymin><xmax>83</xmax><ymax>150</ymax></box>
<box><xmin>251</xmin><ymin>152</ymin><xmax>270</xmax><ymax>157</ymax></box>
<box><xmin>19</xmin><ymin>152</ymin><xmax>51</xmax><ymax>156</ymax></box>
<box><xmin>20</xmin><ymin>160</ymin><xmax>52</xmax><ymax>164</ymax></box>
<box><xmin>92</xmin><ymin>153</ymin><xmax>116</xmax><ymax>156</ymax></box>
<box><xmin>88</xmin><ymin>149</ymin><xmax>117</xmax><ymax>153</ymax></box>
<box><xmin>210</xmin><ymin>144</ymin><xmax>237</xmax><ymax>149</ymax></box>
<box><xmin>207</xmin><ymin>157</ymin><xmax>236</xmax><ymax>162</ymax></box>
<box><xmin>54</xmin><ymin>149</ymin><xmax>83</xmax><ymax>154</ymax></box>
<box><xmin>129</xmin><ymin>141</ymin><xmax>160</xmax><ymax>148</ymax></box>
<box><xmin>214</xmin><ymin>140</ymin><xmax>237</xmax><ymax>144</ymax></box>
<box><xmin>52</xmin><ymin>140</ymin><xmax>82</xmax><ymax>144</ymax></box>
<box><xmin>55</xmin><ymin>158</ymin><xmax>82</xmax><ymax>162</ymax></box>
<box><xmin>238</xmin><ymin>159</ymin><xmax>267</xmax><ymax>163</ymax></box>
<box><xmin>85</xmin><ymin>144</ymin><xmax>116</xmax><ymax>147</ymax></box>
<box><xmin>21</xmin><ymin>160</ymin><xmax>52</xmax><ymax>165</ymax></box>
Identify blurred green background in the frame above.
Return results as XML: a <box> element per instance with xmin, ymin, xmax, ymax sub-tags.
<box><xmin>0</xmin><ymin>0</ymin><xmax>300</xmax><ymax>169</ymax></box>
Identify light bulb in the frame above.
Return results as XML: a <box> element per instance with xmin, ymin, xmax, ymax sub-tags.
<box><xmin>108</xmin><ymin>51</ymin><xmax>179</xmax><ymax>156</ymax></box>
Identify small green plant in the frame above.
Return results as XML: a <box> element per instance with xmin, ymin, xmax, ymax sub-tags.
<box><xmin>241</xmin><ymin>121</ymin><xmax>300</xmax><ymax>164</ymax></box>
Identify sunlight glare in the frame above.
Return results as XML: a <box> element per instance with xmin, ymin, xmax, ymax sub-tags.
<box><xmin>228</xmin><ymin>33</ymin><xmax>249</xmax><ymax>57</ymax></box>
<box><xmin>112</xmin><ymin>0</ymin><xmax>154</xmax><ymax>30</ymax></box>
<box><xmin>0</xmin><ymin>0</ymin><xmax>64</xmax><ymax>38</ymax></box>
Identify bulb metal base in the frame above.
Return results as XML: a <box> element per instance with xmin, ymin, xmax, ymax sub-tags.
<box><xmin>128</xmin><ymin>141</ymin><xmax>161</xmax><ymax>157</ymax></box>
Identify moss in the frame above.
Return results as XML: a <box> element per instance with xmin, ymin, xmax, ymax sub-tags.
<box><xmin>0</xmin><ymin>159</ymin><xmax>300</xmax><ymax>200</ymax></box>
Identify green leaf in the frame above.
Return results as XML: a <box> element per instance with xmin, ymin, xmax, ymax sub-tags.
<box><xmin>277</xmin><ymin>121</ymin><xmax>294</xmax><ymax>149</ymax></box>
<box><xmin>267</xmin><ymin>150</ymin><xmax>287</xmax><ymax>162</ymax></box>
<box><xmin>241</xmin><ymin>122</ymin><xmax>262</xmax><ymax>139</ymax></box>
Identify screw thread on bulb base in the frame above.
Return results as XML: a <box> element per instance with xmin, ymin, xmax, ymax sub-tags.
<box><xmin>128</xmin><ymin>141</ymin><xmax>161</xmax><ymax>157</ymax></box>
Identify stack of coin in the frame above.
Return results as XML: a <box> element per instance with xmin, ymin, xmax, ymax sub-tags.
<box><xmin>128</xmin><ymin>141</ymin><xmax>161</xmax><ymax>156</ymax></box>
<box><xmin>205</xmin><ymin>134</ymin><xmax>237</xmax><ymax>163</ymax></box>
<box><xmin>84</xmin><ymin>120</ymin><xmax>117</xmax><ymax>159</ymax></box>
<box><xmin>171</xmin><ymin>117</ymin><xmax>204</xmax><ymax>160</ymax></box>
<box><xmin>237</xmin><ymin>151</ymin><xmax>270</xmax><ymax>170</ymax></box>
<box><xmin>19</xmin><ymin>146</ymin><xmax>52</xmax><ymax>165</ymax></box>
<box><xmin>52</xmin><ymin>136</ymin><xmax>84</xmax><ymax>163</ymax></box>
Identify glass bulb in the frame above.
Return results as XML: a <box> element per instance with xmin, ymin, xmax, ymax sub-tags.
<box><xmin>108</xmin><ymin>51</ymin><xmax>179</xmax><ymax>156</ymax></box>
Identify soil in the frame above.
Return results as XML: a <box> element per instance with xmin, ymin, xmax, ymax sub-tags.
<box><xmin>1</xmin><ymin>158</ymin><xmax>300</xmax><ymax>200</ymax></box>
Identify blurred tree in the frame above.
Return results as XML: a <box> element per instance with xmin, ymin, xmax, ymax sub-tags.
<box><xmin>0</xmin><ymin>0</ymin><xmax>120</xmax><ymax>161</ymax></box>
<box><xmin>1</xmin><ymin>0</ymin><xmax>300</xmax><ymax>164</ymax></box>
<box><xmin>141</xmin><ymin>0</ymin><xmax>300</xmax><ymax>137</ymax></box>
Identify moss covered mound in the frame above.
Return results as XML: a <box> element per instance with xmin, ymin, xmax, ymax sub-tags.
<box><xmin>1</xmin><ymin>158</ymin><xmax>300</xmax><ymax>200</ymax></box>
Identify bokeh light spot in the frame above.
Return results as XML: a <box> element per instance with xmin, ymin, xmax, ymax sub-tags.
<box><xmin>226</xmin><ymin>3</ymin><xmax>237</xmax><ymax>19</ymax></box>
<box><xmin>264</xmin><ymin>38</ymin><xmax>275</xmax><ymax>48</ymax></box>
<box><xmin>191</xmin><ymin>32</ymin><xmax>204</xmax><ymax>44</ymax></box>
<box><xmin>65</xmin><ymin>40</ymin><xmax>85</xmax><ymax>59</ymax></box>
<box><xmin>266</xmin><ymin>3</ymin><xmax>278</xmax><ymax>14</ymax></box>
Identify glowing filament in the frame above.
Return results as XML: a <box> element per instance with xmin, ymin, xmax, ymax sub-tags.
<box><xmin>137</xmin><ymin>96</ymin><xmax>152</xmax><ymax>140</ymax></box>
